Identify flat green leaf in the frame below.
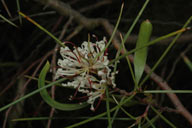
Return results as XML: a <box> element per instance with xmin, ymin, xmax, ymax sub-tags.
<box><xmin>134</xmin><ymin>20</ymin><xmax>152</xmax><ymax>84</ymax></box>
<box><xmin>38</xmin><ymin>61</ymin><xmax>88</xmax><ymax>111</ymax></box>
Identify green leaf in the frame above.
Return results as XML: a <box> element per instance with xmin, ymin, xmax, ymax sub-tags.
<box><xmin>151</xmin><ymin>106</ymin><xmax>177</xmax><ymax>128</ymax></box>
<box><xmin>182</xmin><ymin>55</ymin><xmax>192</xmax><ymax>72</ymax></box>
<box><xmin>143</xmin><ymin>115</ymin><xmax>159</xmax><ymax>128</ymax></box>
<box><xmin>38</xmin><ymin>61</ymin><xmax>88</xmax><ymax>111</ymax></box>
<box><xmin>134</xmin><ymin>20</ymin><xmax>152</xmax><ymax>84</ymax></box>
<box><xmin>106</xmin><ymin>87</ymin><xmax>112</xmax><ymax>128</ymax></box>
<box><xmin>0</xmin><ymin>14</ymin><xmax>18</xmax><ymax>28</ymax></box>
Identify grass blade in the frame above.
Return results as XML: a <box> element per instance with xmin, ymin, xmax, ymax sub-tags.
<box><xmin>151</xmin><ymin>106</ymin><xmax>177</xmax><ymax>128</ymax></box>
<box><xmin>16</xmin><ymin>0</ymin><xmax>22</xmax><ymax>24</ymax></box>
<box><xmin>118</xmin><ymin>0</ymin><xmax>150</xmax><ymax>88</ymax></box>
<box><xmin>94</xmin><ymin>3</ymin><xmax>124</xmax><ymax>62</ymax></box>
<box><xmin>143</xmin><ymin>115</ymin><xmax>159</xmax><ymax>128</ymax></box>
<box><xmin>144</xmin><ymin>116</ymin><xmax>156</xmax><ymax>128</ymax></box>
<box><xmin>182</xmin><ymin>55</ymin><xmax>192</xmax><ymax>72</ymax></box>
<box><xmin>0</xmin><ymin>14</ymin><xmax>18</xmax><ymax>28</ymax></box>
<box><xmin>0</xmin><ymin>73</ymin><xmax>67</xmax><ymax>112</ymax></box>
<box><xmin>106</xmin><ymin>87</ymin><xmax>112</xmax><ymax>128</ymax></box>
<box><xmin>144</xmin><ymin>90</ymin><xmax>192</xmax><ymax>93</ymax></box>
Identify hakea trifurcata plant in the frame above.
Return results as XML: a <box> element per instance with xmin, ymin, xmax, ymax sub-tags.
<box><xmin>55</xmin><ymin>37</ymin><xmax>117</xmax><ymax>111</ymax></box>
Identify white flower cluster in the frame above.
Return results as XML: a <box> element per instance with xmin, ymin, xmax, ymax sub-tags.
<box><xmin>55</xmin><ymin>38</ymin><xmax>116</xmax><ymax>110</ymax></box>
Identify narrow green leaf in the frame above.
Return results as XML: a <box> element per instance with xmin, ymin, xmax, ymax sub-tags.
<box><xmin>0</xmin><ymin>62</ymin><xmax>19</xmax><ymax>67</ymax></box>
<box><xmin>112</xmin><ymin>95</ymin><xmax>136</xmax><ymax>120</ymax></box>
<box><xmin>110</xmin><ymin>96</ymin><xmax>125</xmax><ymax>125</ymax></box>
<box><xmin>151</xmin><ymin>106</ymin><xmax>177</xmax><ymax>128</ymax></box>
<box><xmin>94</xmin><ymin>3</ymin><xmax>124</xmax><ymax>62</ymax></box>
<box><xmin>143</xmin><ymin>116</ymin><xmax>157</xmax><ymax>128</ymax></box>
<box><xmin>0</xmin><ymin>14</ymin><xmax>18</xmax><ymax>28</ymax></box>
<box><xmin>109</xmin><ymin>27</ymin><xmax>187</xmax><ymax>65</ymax></box>
<box><xmin>144</xmin><ymin>90</ymin><xmax>192</xmax><ymax>93</ymax></box>
<box><xmin>106</xmin><ymin>87</ymin><xmax>112</xmax><ymax>128</ymax></box>
<box><xmin>0</xmin><ymin>72</ymin><xmax>66</xmax><ymax>112</ymax></box>
<box><xmin>182</xmin><ymin>55</ymin><xmax>192</xmax><ymax>72</ymax></box>
<box><xmin>134</xmin><ymin>20</ymin><xmax>152</xmax><ymax>84</ymax></box>
<box><xmin>12</xmin><ymin>116</ymin><xmax>132</xmax><ymax>122</ymax></box>
<box><xmin>38</xmin><ymin>61</ymin><xmax>88</xmax><ymax>111</ymax></box>
<box><xmin>16</xmin><ymin>0</ymin><xmax>22</xmax><ymax>24</ymax></box>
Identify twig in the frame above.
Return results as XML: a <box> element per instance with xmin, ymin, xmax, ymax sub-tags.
<box><xmin>51</xmin><ymin>16</ymin><xmax>64</xmax><ymax>32</ymax></box>
<box><xmin>79</xmin><ymin>0</ymin><xmax>112</xmax><ymax>13</ymax></box>
<box><xmin>65</xmin><ymin>25</ymin><xmax>83</xmax><ymax>40</ymax></box>
<box><xmin>0</xmin><ymin>58</ymin><xmax>42</xmax><ymax>96</ymax></box>
<box><xmin>166</xmin><ymin>44</ymin><xmax>192</xmax><ymax>81</ymax></box>
<box><xmin>35</xmin><ymin>0</ymin><xmax>101</xmax><ymax>29</ymax></box>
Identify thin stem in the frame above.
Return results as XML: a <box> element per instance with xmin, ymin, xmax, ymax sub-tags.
<box><xmin>93</xmin><ymin>3</ymin><xmax>124</xmax><ymax>62</ymax></box>
<box><xmin>106</xmin><ymin>87</ymin><xmax>112</xmax><ymax>128</ymax></box>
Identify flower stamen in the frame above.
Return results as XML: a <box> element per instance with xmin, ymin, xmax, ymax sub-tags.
<box><xmin>55</xmin><ymin>37</ymin><xmax>117</xmax><ymax>110</ymax></box>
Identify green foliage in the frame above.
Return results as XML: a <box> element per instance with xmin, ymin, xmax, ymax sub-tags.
<box><xmin>182</xmin><ymin>55</ymin><xmax>192</xmax><ymax>72</ymax></box>
<box><xmin>134</xmin><ymin>20</ymin><xmax>152</xmax><ymax>84</ymax></box>
<box><xmin>0</xmin><ymin>14</ymin><xmax>18</xmax><ymax>28</ymax></box>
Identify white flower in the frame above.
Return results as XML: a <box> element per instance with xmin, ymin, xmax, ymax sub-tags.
<box><xmin>55</xmin><ymin>38</ymin><xmax>117</xmax><ymax>110</ymax></box>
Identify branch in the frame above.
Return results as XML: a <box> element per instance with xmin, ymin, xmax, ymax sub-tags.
<box><xmin>36</xmin><ymin>0</ymin><xmax>101</xmax><ymax>29</ymax></box>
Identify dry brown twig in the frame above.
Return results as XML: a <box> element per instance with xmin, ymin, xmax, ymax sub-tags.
<box><xmin>35</xmin><ymin>0</ymin><xmax>192</xmax><ymax>125</ymax></box>
<box><xmin>166</xmin><ymin>44</ymin><xmax>192</xmax><ymax>81</ymax></box>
